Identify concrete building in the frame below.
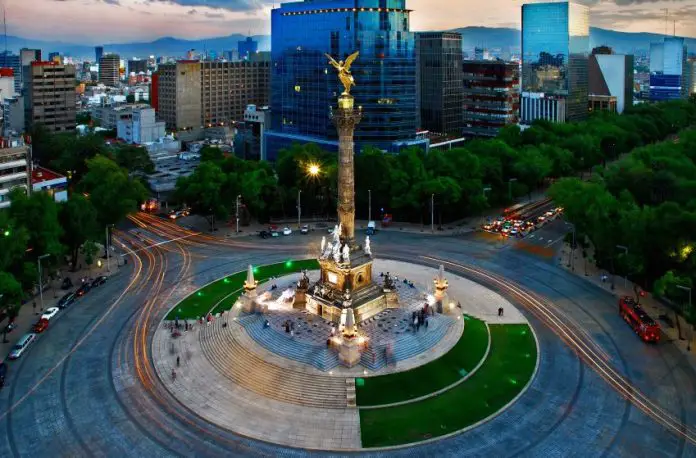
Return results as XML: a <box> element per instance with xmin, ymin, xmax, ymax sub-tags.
<box><xmin>649</xmin><ymin>37</ymin><xmax>688</xmax><ymax>101</ymax></box>
<box><xmin>117</xmin><ymin>106</ymin><xmax>165</xmax><ymax>144</ymax></box>
<box><xmin>689</xmin><ymin>58</ymin><xmax>696</xmax><ymax>95</ymax></box>
<box><xmin>99</xmin><ymin>54</ymin><xmax>121</xmax><ymax>87</ymax></box>
<box><xmin>31</xmin><ymin>166</ymin><xmax>67</xmax><ymax>203</ymax></box>
<box><xmin>588</xmin><ymin>50</ymin><xmax>633</xmax><ymax>114</ymax></box>
<box><xmin>0</xmin><ymin>68</ymin><xmax>16</xmax><ymax>100</ymax></box>
<box><xmin>416</xmin><ymin>32</ymin><xmax>463</xmax><ymax>136</ymax></box>
<box><xmin>128</xmin><ymin>59</ymin><xmax>147</xmax><ymax>75</ymax></box>
<box><xmin>0</xmin><ymin>136</ymin><xmax>30</xmax><ymax>209</ymax></box>
<box><xmin>201</xmin><ymin>60</ymin><xmax>269</xmax><ymax>127</ymax></box>
<box><xmin>157</xmin><ymin>61</ymin><xmax>201</xmax><ymax>130</ymax></box>
<box><xmin>462</xmin><ymin>60</ymin><xmax>520</xmax><ymax>137</ymax></box>
<box><xmin>91</xmin><ymin>104</ymin><xmax>134</xmax><ymax>130</ymax></box>
<box><xmin>3</xmin><ymin>97</ymin><xmax>25</xmax><ymax>136</ymax></box>
<box><xmin>157</xmin><ymin>60</ymin><xmax>269</xmax><ymax>130</ymax></box>
<box><xmin>521</xmin><ymin>1</ymin><xmax>590</xmax><ymax>123</ymax></box>
<box><xmin>235</xmin><ymin>104</ymin><xmax>271</xmax><ymax>160</ymax></box>
<box><xmin>24</xmin><ymin>61</ymin><xmax>77</xmax><ymax>133</ymax></box>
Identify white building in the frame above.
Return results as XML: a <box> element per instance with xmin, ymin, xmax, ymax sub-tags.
<box><xmin>117</xmin><ymin>107</ymin><xmax>165</xmax><ymax>144</ymax></box>
<box><xmin>0</xmin><ymin>136</ymin><xmax>30</xmax><ymax>210</ymax></box>
<box><xmin>31</xmin><ymin>166</ymin><xmax>68</xmax><ymax>203</ymax></box>
<box><xmin>0</xmin><ymin>70</ymin><xmax>15</xmax><ymax>100</ymax></box>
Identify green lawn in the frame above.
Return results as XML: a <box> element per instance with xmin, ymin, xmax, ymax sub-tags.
<box><xmin>359</xmin><ymin>324</ymin><xmax>537</xmax><ymax>447</ymax></box>
<box><xmin>356</xmin><ymin>315</ymin><xmax>489</xmax><ymax>406</ymax></box>
<box><xmin>165</xmin><ymin>259</ymin><xmax>319</xmax><ymax>320</ymax></box>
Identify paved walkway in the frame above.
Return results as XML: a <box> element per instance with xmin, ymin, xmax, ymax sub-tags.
<box><xmin>559</xmin><ymin>243</ymin><xmax>696</xmax><ymax>371</ymax></box>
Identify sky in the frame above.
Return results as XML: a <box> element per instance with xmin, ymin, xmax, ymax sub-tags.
<box><xmin>4</xmin><ymin>0</ymin><xmax>696</xmax><ymax>44</ymax></box>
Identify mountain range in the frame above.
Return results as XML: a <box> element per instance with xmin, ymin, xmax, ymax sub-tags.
<box><xmin>1</xmin><ymin>27</ymin><xmax>694</xmax><ymax>60</ymax></box>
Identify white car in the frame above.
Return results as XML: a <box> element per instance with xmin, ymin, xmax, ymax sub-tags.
<box><xmin>300</xmin><ymin>225</ymin><xmax>310</xmax><ymax>234</ymax></box>
<box><xmin>282</xmin><ymin>227</ymin><xmax>292</xmax><ymax>236</ymax></box>
<box><xmin>41</xmin><ymin>307</ymin><xmax>60</xmax><ymax>321</ymax></box>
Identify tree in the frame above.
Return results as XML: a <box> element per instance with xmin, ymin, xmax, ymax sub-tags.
<box><xmin>175</xmin><ymin>161</ymin><xmax>229</xmax><ymax>229</ymax></box>
<box><xmin>60</xmin><ymin>195</ymin><xmax>100</xmax><ymax>271</ymax></box>
<box><xmin>80</xmin><ymin>155</ymin><xmax>148</xmax><ymax>227</ymax></box>
<box><xmin>8</xmin><ymin>188</ymin><xmax>64</xmax><ymax>260</ymax></box>
<box><xmin>110</xmin><ymin>144</ymin><xmax>155</xmax><ymax>173</ymax></box>
<box><xmin>513</xmin><ymin>146</ymin><xmax>552</xmax><ymax>196</ymax></box>
<box><xmin>82</xmin><ymin>241</ymin><xmax>99</xmax><ymax>274</ymax></box>
<box><xmin>0</xmin><ymin>271</ymin><xmax>23</xmax><ymax>311</ymax></box>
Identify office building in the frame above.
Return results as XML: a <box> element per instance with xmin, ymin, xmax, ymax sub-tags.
<box><xmin>91</xmin><ymin>105</ymin><xmax>135</xmax><ymax>130</ymax></box>
<box><xmin>3</xmin><ymin>97</ymin><xmax>25</xmax><ymax>136</ymax></box>
<box><xmin>0</xmin><ymin>52</ymin><xmax>21</xmax><ymax>94</ymax></box>
<box><xmin>649</xmin><ymin>37</ymin><xmax>688</xmax><ymax>101</ymax></box>
<box><xmin>0</xmin><ymin>136</ymin><xmax>30</xmax><ymax>209</ymax></box>
<box><xmin>224</xmin><ymin>50</ymin><xmax>239</xmax><ymax>62</ymax></box>
<box><xmin>99</xmin><ymin>54</ymin><xmax>121</xmax><ymax>87</ymax></box>
<box><xmin>156</xmin><ymin>61</ymin><xmax>202</xmax><ymax>130</ymax></box>
<box><xmin>24</xmin><ymin>61</ymin><xmax>77</xmax><ymax>132</ymax></box>
<box><xmin>462</xmin><ymin>60</ymin><xmax>520</xmax><ymax>137</ymax></box>
<box><xmin>20</xmin><ymin>49</ymin><xmax>41</xmax><ymax>67</ymax></box>
<box><xmin>95</xmin><ymin>46</ymin><xmax>104</xmax><ymax>64</ymax></box>
<box><xmin>157</xmin><ymin>60</ymin><xmax>270</xmax><ymax>130</ymax></box>
<box><xmin>235</xmin><ymin>104</ymin><xmax>271</xmax><ymax>160</ymax></box>
<box><xmin>117</xmin><ymin>106</ymin><xmax>165</xmax><ymax>144</ymax></box>
<box><xmin>520</xmin><ymin>1</ymin><xmax>590</xmax><ymax>123</ymax></box>
<box><xmin>48</xmin><ymin>52</ymin><xmax>60</xmax><ymax>62</ymax></box>
<box><xmin>128</xmin><ymin>59</ymin><xmax>147</xmax><ymax>75</ymax></box>
<box><xmin>238</xmin><ymin>37</ymin><xmax>259</xmax><ymax>60</ymax></box>
<box><xmin>690</xmin><ymin>58</ymin><xmax>696</xmax><ymax>94</ymax></box>
<box><xmin>266</xmin><ymin>0</ymin><xmax>424</xmax><ymax>161</ymax></box>
<box><xmin>416</xmin><ymin>32</ymin><xmax>463</xmax><ymax>135</ymax></box>
<box><xmin>588</xmin><ymin>49</ymin><xmax>633</xmax><ymax>114</ymax></box>
<box><xmin>201</xmin><ymin>60</ymin><xmax>269</xmax><ymax>126</ymax></box>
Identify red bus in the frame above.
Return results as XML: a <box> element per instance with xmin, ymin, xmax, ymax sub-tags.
<box><xmin>618</xmin><ymin>296</ymin><xmax>660</xmax><ymax>343</ymax></box>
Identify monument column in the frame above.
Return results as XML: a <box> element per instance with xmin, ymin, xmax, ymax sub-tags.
<box><xmin>332</xmin><ymin>97</ymin><xmax>362</xmax><ymax>245</ymax></box>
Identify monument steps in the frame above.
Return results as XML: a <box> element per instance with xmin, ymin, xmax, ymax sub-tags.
<box><xmin>199</xmin><ymin>318</ymin><xmax>347</xmax><ymax>408</ymax></box>
<box><xmin>239</xmin><ymin>314</ymin><xmax>340</xmax><ymax>371</ymax></box>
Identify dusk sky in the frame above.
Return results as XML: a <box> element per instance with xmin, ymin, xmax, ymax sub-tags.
<box><xmin>5</xmin><ymin>0</ymin><xmax>696</xmax><ymax>44</ymax></box>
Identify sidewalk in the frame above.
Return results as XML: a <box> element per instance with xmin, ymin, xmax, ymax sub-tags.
<box><xmin>559</xmin><ymin>242</ymin><xmax>696</xmax><ymax>369</ymax></box>
<box><xmin>0</xmin><ymin>252</ymin><xmax>125</xmax><ymax>357</ymax></box>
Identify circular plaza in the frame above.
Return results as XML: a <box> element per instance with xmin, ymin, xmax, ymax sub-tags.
<box><xmin>152</xmin><ymin>258</ymin><xmax>538</xmax><ymax>450</ymax></box>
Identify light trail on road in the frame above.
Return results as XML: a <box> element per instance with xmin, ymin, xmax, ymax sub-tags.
<box><xmin>422</xmin><ymin>255</ymin><xmax>696</xmax><ymax>446</ymax></box>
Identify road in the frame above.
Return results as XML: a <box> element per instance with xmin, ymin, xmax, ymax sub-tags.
<box><xmin>0</xmin><ymin>215</ymin><xmax>694</xmax><ymax>457</ymax></box>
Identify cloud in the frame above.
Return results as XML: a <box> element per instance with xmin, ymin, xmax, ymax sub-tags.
<box><xmin>153</xmin><ymin>0</ymin><xmax>271</xmax><ymax>11</ymax></box>
<box><xmin>204</xmin><ymin>12</ymin><xmax>224</xmax><ymax>18</ymax></box>
<box><xmin>187</xmin><ymin>8</ymin><xmax>197</xmax><ymax>14</ymax></box>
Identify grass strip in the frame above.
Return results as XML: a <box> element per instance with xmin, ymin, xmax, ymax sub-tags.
<box><xmin>359</xmin><ymin>323</ymin><xmax>537</xmax><ymax>447</ymax></box>
<box><xmin>356</xmin><ymin>315</ymin><xmax>489</xmax><ymax>406</ymax></box>
<box><xmin>165</xmin><ymin>259</ymin><xmax>319</xmax><ymax>320</ymax></box>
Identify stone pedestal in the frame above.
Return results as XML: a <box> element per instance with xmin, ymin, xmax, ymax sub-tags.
<box><xmin>385</xmin><ymin>290</ymin><xmax>399</xmax><ymax>309</ymax></box>
<box><xmin>338</xmin><ymin>337</ymin><xmax>361</xmax><ymax>368</ymax></box>
<box><xmin>294</xmin><ymin>287</ymin><xmax>308</xmax><ymax>309</ymax></box>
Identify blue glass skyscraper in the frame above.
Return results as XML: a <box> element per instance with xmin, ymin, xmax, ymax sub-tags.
<box><xmin>520</xmin><ymin>1</ymin><xmax>589</xmax><ymax>123</ymax></box>
<box><xmin>238</xmin><ymin>37</ymin><xmax>259</xmax><ymax>60</ymax></box>
<box><xmin>265</xmin><ymin>0</ymin><xmax>423</xmax><ymax>160</ymax></box>
<box><xmin>649</xmin><ymin>37</ymin><xmax>688</xmax><ymax>101</ymax></box>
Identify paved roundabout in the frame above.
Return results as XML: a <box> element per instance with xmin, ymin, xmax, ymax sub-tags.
<box><xmin>152</xmin><ymin>259</ymin><xmax>539</xmax><ymax>450</ymax></box>
<box><xmin>1</xmin><ymin>226</ymin><xmax>695</xmax><ymax>457</ymax></box>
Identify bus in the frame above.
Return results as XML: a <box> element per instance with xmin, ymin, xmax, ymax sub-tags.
<box><xmin>503</xmin><ymin>203</ymin><xmax>526</xmax><ymax>218</ymax></box>
<box><xmin>618</xmin><ymin>296</ymin><xmax>660</xmax><ymax>343</ymax></box>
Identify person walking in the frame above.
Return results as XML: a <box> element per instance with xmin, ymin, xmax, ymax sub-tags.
<box><xmin>498</xmin><ymin>307</ymin><xmax>504</xmax><ymax>317</ymax></box>
<box><xmin>176</xmin><ymin>356</ymin><xmax>180</xmax><ymax>367</ymax></box>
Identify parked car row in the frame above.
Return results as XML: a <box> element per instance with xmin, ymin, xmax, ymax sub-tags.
<box><xmin>258</xmin><ymin>225</ymin><xmax>313</xmax><ymax>239</ymax></box>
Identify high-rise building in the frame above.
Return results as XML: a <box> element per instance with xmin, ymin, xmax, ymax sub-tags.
<box><xmin>95</xmin><ymin>46</ymin><xmax>104</xmax><ymax>64</ymax></box>
<box><xmin>649</xmin><ymin>37</ymin><xmax>688</xmax><ymax>101</ymax></box>
<box><xmin>235</xmin><ymin>104</ymin><xmax>271</xmax><ymax>160</ymax></box>
<box><xmin>416</xmin><ymin>32</ymin><xmax>463</xmax><ymax>135</ymax></box>
<box><xmin>0</xmin><ymin>52</ymin><xmax>21</xmax><ymax>94</ymax></box>
<box><xmin>20</xmin><ymin>49</ymin><xmax>41</xmax><ymax>67</ymax></box>
<box><xmin>24</xmin><ymin>61</ymin><xmax>77</xmax><ymax>132</ymax></box>
<box><xmin>690</xmin><ymin>58</ymin><xmax>696</xmax><ymax>95</ymax></box>
<box><xmin>266</xmin><ymin>0</ymin><xmax>424</xmax><ymax>161</ymax></box>
<box><xmin>588</xmin><ymin>48</ymin><xmax>633</xmax><ymax>114</ymax></box>
<box><xmin>128</xmin><ymin>59</ymin><xmax>147</xmax><ymax>75</ymax></box>
<box><xmin>462</xmin><ymin>60</ymin><xmax>520</xmax><ymax>137</ymax></box>
<box><xmin>117</xmin><ymin>106</ymin><xmax>166</xmax><ymax>144</ymax></box>
<box><xmin>520</xmin><ymin>1</ymin><xmax>589</xmax><ymax>124</ymax></box>
<box><xmin>0</xmin><ymin>68</ymin><xmax>15</xmax><ymax>99</ymax></box>
<box><xmin>99</xmin><ymin>54</ymin><xmax>121</xmax><ymax>87</ymax></box>
<box><xmin>0</xmin><ymin>136</ymin><xmax>30</xmax><ymax>209</ymax></box>
<box><xmin>3</xmin><ymin>96</ymin><xmax>25</xmax><ymax>136</ymax></box>
<box><xmin>156</xmin><ymin>61</ymin><xmax>202</xmax><ymax>130</ymax></box>
<box><xmin>48</xmin><ymin>52</ymin><xmax>60</xmax><ymax>62</ymax></box>
<box><xmin>238</xmin><ymin>37</ymin><xmax>258</xmax><ymax>61</ymax></box>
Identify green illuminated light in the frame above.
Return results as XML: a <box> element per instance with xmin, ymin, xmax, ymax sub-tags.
<box><xmin>223</xmin><ymin>278</ymin><xmax>230</xmax><ymax>283</ymax></box>
<box><xmin>197</xmin><ymin>291</ymin><xmax>203</xmax><ymax>297</ymax></box>
<box><xmin>3</xmin><ymin>230</ymin><xmax>9</xmax><ymax>237</ymax></box>
<box><xmin>285</xmin><ymin>260</ymin><xmax>293</xmax><ymax>268</ymax></box>
<box><xmin>253</xmin><ymin>267</ymin><xmax>258</xmax><ymax>274</ymax></box>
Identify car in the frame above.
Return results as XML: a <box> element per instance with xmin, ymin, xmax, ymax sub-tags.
<box><xmin>57</xmin><ymin>292</ymin><xmax>76</xmax><ymax>309</ymax></box>
<box><xmin>8</xmin><ymin>334</ymin><xmax>36</xmax><ymax>360</ymax></box>
<box><xmin>76</xmin><ymin>283</ymin><xmax>92</xmax><ymax>297</ymax></box>
<box><xmin>41</xmin><ymin>307</ymin><xmax>60</xmax><ymax>321</ymax></box>
<box><xmin>0</xmin><ymin>362</ymin><xmax>6</xmax><ymax>388</ymax></box>
<box><xmin>270</xmin><ymin>229</ymin><xmax>279</xmax><ymax>237</ymax></box>
<box><xmin>510</xmin><ymin>228</ymin><xmax>519</xmax><ymax>237</ymax></box>
<box><xmin>300</xmin><ymin>225</ymin><xmax>310</xmax><ymax>234</ymax></box>
<box><xmin>33</xmin><ymin>318</ymin><xmax>49</xmax><ymax>334</ymax></box>
<box><xmin>258</xmin><ymin>230</ymin><xmax>271</xmax><ymax>239</ymax></box>
<box><xmin>327</xmin><ymin>227</ymin><xmax>334</xmax><ymax>234</ymax></box>
<box><xmin>91</xmin><ymin>276</ymin><xmax>107</xmax><ymax>287</ymax></box>
<box><xmin>282</xmin><ymin>227</ymin><xmax>292</xmax><ymax>236</ymax></box>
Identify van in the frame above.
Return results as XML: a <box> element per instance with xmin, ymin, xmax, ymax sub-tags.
<box><xmin>8</xmin><ymin>333</ymin><xmax>36</xmax><ymax>360</ymax></box>
<box><xmin>366</xmin><ymin>221</ymin><xmax>376</xmax><ymax>235</ymax></box>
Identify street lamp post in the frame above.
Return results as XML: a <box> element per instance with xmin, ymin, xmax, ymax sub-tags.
<box><xmin>508</xmin><ymin>178</ymin><xmax>518</xmax><ymax>201</ymax></box>
<box><xmin>675</xmin><ymin>285</ymin><xmax>691</xmax><ymax>345</ymax></box>
<box><xmin>297</xmin><ymin>190</ymin><xmax>302</xmax><ymax>229</ymax></box>
<box><xmin>105</xmin><ymin>225</ymin><xmax>111</xmax><ymax>273</ymax></box>
<box><xmin>368</xmin><ymin>189</ymin><xmax>372</xmax><ymax>223</ymax></box>
<box><xmin>616</xmin><ymin>245</ymin><xmax>628</xmax><ymax>290</ymax></box>
<box><xmin>235</xmin><ymin>195</ymin><xmax>241</xmax><ymax>234</ymax></box>
<box><xmin>431</xmin><ymin>194</ymin><xmax>435</xmax><ymax>233</ymax></box>
<box><xmin>37</xmin><ymin>254</ymin><xmax>50</xmax><ymax>313</ymax></box>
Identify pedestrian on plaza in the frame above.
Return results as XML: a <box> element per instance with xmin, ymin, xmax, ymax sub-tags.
<box><xmin>498</xmin><ymin>307</ymin><xmax>504</xmax><ymax>317</ymax></box>
<box><xmin>176</xmin><ymin>356</ymin><xmax>180</xmax><ymax>367</ymax></box>
<box><xmin>33</xmin><ymin>301</ymin><xmax>37</xmax><ymax>315</ymax></box>
<box><xmin>425</xmin><ymin>318</ymin><xmax>429</xmax><ymax>329</ymax></box>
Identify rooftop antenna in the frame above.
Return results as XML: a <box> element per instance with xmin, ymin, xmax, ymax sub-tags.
<box><xmin>673</xmin><ymin>20</ymin><xmax>676</xmax><ymax>37</ymax></box>
<box><xmin>3</xmin><ymin>4</ymin><xmax>7</xmax><ymax>54</ymax></box>
<box><xmin>663</xmin><ymin>8</ymin><xmax>668</xmax><ymax>36</ymax></box>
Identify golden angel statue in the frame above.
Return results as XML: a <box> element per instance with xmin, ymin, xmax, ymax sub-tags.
<box><xmin>325</xmin><ymin>51</ymin><xmax>359</xmax><ymax>96</ymax></box>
